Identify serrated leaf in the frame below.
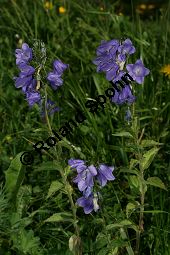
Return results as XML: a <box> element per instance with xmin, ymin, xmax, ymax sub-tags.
<box><xmin>139</xmin><ymin>148</ymin><xmax>159</xmax><ymax>171</ymax></box>
<box><xmin>141</xmin><ymin>140</ymin><xmax>163</xmax><ymax>147</ymax></box>
<box><xmin>5</xmin><ymin>152</ymin><xmax>23</xmax><ymax>195</ymax></box>
<box><xmin>146</xmin><ymin>177</ymin><xmax>167</xmax><ymax>190</ymax></box>
<box><xmin>44</xmin><ymin>212</ymin><xmax>73</xmax><ymax>223</ymax></box>
<box><xmin>47</xmin><ymin>180</ymin><xmax>63</xmax><ymax>199</ymax></box>
<box><xmin>112</xmin><ymin>132</ymin><xmax>133</xmax><ymax>138</ymax></box>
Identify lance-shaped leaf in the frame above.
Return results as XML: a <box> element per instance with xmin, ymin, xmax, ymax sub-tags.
<box><xmin>139</xmin><ymin>147</ymin><xmax>159</xmax><ymax>171</ymax></box>
<box><xmin>146</xmin><ymin>177</ymin><xmax>167</xmax><ymax>191</ymax></box>
<box><xmin>5</xmin><ymin>152</ymin><xmax>24</xmax><ymax>198</ymax></box>
<box><xmin>46</xmin><ymin>180</ymin><xmax>63</xmax><ymax>199</ymax></box>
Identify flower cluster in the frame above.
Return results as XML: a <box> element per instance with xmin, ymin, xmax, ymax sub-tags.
<box><xmin>68</xmin><ymin>159</ymin><xmax>115</xmax><ymax>214</ymax></box>
<box><xmin>14</xmin><ymin>42</ymin><xmax>68</xmax><ymax>114</ymax></box>
<box><xmin>93</xmin><ymin>38</ymin><xmax>150</xmax><ymax>105</ymax></box>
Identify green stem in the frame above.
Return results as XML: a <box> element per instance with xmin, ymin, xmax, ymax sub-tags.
<box><xmin>44</xmin><ymin>87</ymin><xmax>81</xmax><ymax>254</ymax></box>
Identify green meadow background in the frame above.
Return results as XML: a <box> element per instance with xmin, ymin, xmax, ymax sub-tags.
<box><xmin>0</xmin><ymin>0</ymin><xmax>170</xmax><ymax>254</ymax></box>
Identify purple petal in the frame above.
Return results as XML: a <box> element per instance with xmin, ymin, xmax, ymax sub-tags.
<box><xmin>88</xmin><ymin>165</ymin><xmax>97</xmax><ymax>176</ymax></box>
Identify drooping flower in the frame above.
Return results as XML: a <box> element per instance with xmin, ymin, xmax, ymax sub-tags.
<box><xmin>126</xmin><ymin>59</ymin><xmax>150</xmax><ymax>84</ymax></box>
<box><xmin>118</xmin><ymin>39</ymin><xmax>136</xmax><ymax>55</ymax></box>
<box><xmin>25</xmin><ymin>91</ymin><xmax>41</xmax><ymax>107</ymax></box>
<box><xmin>68</xmin><ymin>159</ymin><xmax>87</xmax><ymax>173</ymax></box>
<box><xmin>97</xmin><ymin>164</ymin><xmax>115</xmax><ymax>187</ymax></box>
<box><xmin>68</xmin><ymin>159</ymin><xmax>116</xmax><ymax>214</ymax></box>
<box><xmin>72</xmin><ymin>164</ymin><xmax>97</xmax><ymax>193</ymax></box>
<box><xmin>47</xmin><ymin>59</ymin><xmax>69</xmax><ymax>90</ymax></box>
<box><xmin>111</xmin><ymin>84</ymin><xmax>135</xmax><ymax>105</ymax></box>
<box><xmin>96</xmin><ymin>39</ymin><xmax>120</xmax><ymax>56</ymax></box>
<box><xmin>15</xmin><ymin>43</ymin><xmax>33</xmax><ymax>65</ymax></box>
<box><xmin>77</xmin><ymin>193</ymin><xmax>99</xmax><ymax>214</ymax></box>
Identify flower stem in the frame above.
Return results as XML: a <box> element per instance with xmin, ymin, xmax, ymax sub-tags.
<box><xmin>44</xmin><ymin>88</ymin><xmax>82</xmax><ymax>254</ymax></box>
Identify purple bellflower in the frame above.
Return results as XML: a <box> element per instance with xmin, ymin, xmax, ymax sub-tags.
<box><xmin>93</xmin><ymin>38</ymin><xmax>150</xmax><ymax>105</ymax></box>
<box><xmin>47</xmin><ymin>59</ymin><xmax>69</xmax><ymax>90</ymax></box>
<box><xmin>111</xmin><ymin>84</ymin><xmax>136</xmax><ymax>105</ymax></box>
<box><xmin>97</xmin><ymin>164</ymin><xmax>115</xmax><ymax>187</ymax></box>
<box><xmin>68</xmin><ymin>159</ymin><xmax>115</xmax><ymax>214</ymax></box>
<box><xmin>77</xmin><ymin>193</ymin><xmax>99</xmax><ymax>214</ymax></box>
<box><xmin>126</xmin><ymin>59</ymin><xmax>150</xmax><ymax>84</ymax></box>
<box><xmin>15</xmin><ymin>43</ymin><xmax>33</xmax><ymax>65</ymax></box>
<box><xmin>118</xmin><ymin>39</ymin><xmax>136</xmax><ymax>56</ymax></box>
<box><xmin>69</xmin><ymin>160</ymin><xmax>97</xmax><ymax>193</ymax></box>
<box><xmin>25</xmin><ymin>91</ymin><xmax>41</xmax><ymax>107</ymax></box>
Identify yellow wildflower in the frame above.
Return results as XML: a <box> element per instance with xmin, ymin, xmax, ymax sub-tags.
<box><xmin>59</xmin><ymin>6</ymin><xmax>66</xmax><ymax>14</ymax></box>
<box><xmin>160</xmin><ymin>65</ymin><xmax>170</xmax><ymax>77</ymax></box>
<box><xmin>139</xmin><ymin>4</ymin><xmax>147</xmax><ymax>10</ymax></box>
<box><xmin>44</xmin><ymin>1</ymin><xmax>53</xmax><ymax>11</ymax></box>
<box><xmin>100</xmin><ymin>7</ymin><xmax>104</xmax><ymax>11</ymax></box>
<box><xmin>5</xmin><ymin>135</ymin><xmax>12</xmax><ymax>142</ymax></box>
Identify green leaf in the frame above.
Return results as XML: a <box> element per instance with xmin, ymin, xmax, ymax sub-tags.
<box><xmin>139</xmin><ymin>148</ymin><xmax>159</xmax><ymax>171</ymax></box>
<box><xmin>47</xmin><ymin>180</ymin><xmax>63</xmax><ymax>199</ymax></box>
<box><xmin>129</xmin><ymin>176</ymin><xmax>139</xmax><ymax>189</ymax></box>
<box><xmin>36</xmin><ymin>161</ymin><xmax>63</xmax><ymax>171</ymax></box>
<box><xmin>106</xmin><ymin>220</ymin><xmax>138</xmax><ymax>232</ymax></box>
<box><xmin>112</xmin><ymin>132</ymin><xmax>133</xmax><ymax>138</ymax></box>
<box><xmin>126</xmin><ymin>202</ymin><xmax>139</xmax><ymax>218</ymax></box>
<box><xmin>129</xmin><ymin>159</ymin><xmax>139</xmax><ymax>170</ymax></box>
<box><xmin>5</xmin><ymin>152</ymin><xmax>24</xmax><ymax>196</ymax></box>
<box><xmin>44</xmin><ymin>212</ymin><xmax>73</xmax><ymax>223</ymax></box>
<box><xmin>141</xmin><ymin>140</ymin><xmax>163</xmax><ymax>147</ymax></box>
<box><xmin>146</xmin><ymin>177</ymin><xmax>167</xmax><ymax>190</ymax></box>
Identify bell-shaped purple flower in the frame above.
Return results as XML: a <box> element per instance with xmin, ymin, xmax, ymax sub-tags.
<box><xmin>47</xmin><ymin>72</ymin><xmax>63</xmax><ymax>90</ymax></box>
<box><xmin>73</xmin><ymin>165</ymin><xmax>97</xmax><ymax>192</ymax></box>
<box><xmin>15</xmin><ymin>43</ymin><xmax>33</xmax><ymax>65</ymax></box>
<box><xmin>18</xmin><ymin>63</ymin><xmax>35</xmax><ymax>76</ymax></box>
<box><xmin>97</xmin><ymin>164</ymin><xmax>115</xmax><ymax>187</ymax></box>
<box><xmin>25</xmin><ymin>91</ymin><xmax>41</xmax><ymax>107</ymax></box>
<box><xmin>96</xmin><ymin>39</ymin><xmax>120</xmax><ymax>56</ymax></box>
<box><xmin>126</xmin><ymin>59</ymin><xmax>150</xmax><ymax>84</ymax></box>
<box><xmin>118</xmin><ymin>39</ymin><xmax>135</xmax><ymax>55</ymax></box>
<box><xmin>68</xmin><ymin>159</ymin><xmax>87</xmax><ymax>173</ymax></box>
<box><xmin>47</xmin><ymin>59</ymin><xmax>68</xmax><ymax>90</ymax></box>
<box><xmin>53</xmin><ymin>60</ymin><xmax>69</xmax><ymax>76</ymax></box>
<box><xmin>111</xmin><ymin>84</ymin><xmax>135</xmax><ymax>105</ymax></box>
<box><xmin>77</xmin><ymin>193</ymin><xmax>99</xmax><ymax>214</ymax></box>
